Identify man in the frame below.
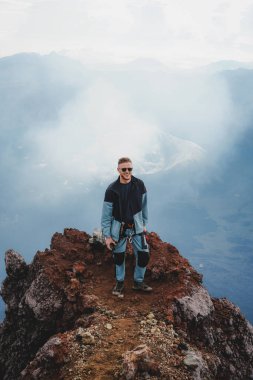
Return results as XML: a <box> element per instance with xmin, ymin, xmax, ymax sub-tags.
<box><xmin>101</xmin><ymin>157</ymin><xmax>152</xmax><ymax>297</ymax></box>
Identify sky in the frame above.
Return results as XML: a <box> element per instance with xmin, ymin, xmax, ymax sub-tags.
<box><xmin>1</xmin><ymin>0</ymin><xmax>253</xmax><ymax>68</ymax></box>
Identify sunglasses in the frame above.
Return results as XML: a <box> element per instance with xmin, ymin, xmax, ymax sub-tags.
<box><xmin>120</xmin><ymin>167</ymin><xmax>133</xmax><ymax>172</ymax></box>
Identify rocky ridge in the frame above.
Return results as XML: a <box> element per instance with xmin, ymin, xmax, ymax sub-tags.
<box><xmin>0</xmin><ymin>228</ymin><xmax>253</xmax><ymax>379</ymax></box>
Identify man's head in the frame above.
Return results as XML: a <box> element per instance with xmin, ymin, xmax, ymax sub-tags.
<box><xmin>117</xmin><ymin>157</ymin><xmax>133</xmax><ymax>183</ymax></box>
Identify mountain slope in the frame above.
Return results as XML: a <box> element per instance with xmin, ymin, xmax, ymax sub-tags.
<box><xmin>0</xmin><ymin>228</ymin><xmax>252</xmax><ymax>380</ymax></box>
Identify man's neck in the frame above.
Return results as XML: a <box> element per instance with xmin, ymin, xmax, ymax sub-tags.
<box><xmin>120</xmin><ymin>176</ymin><xmax>131</xmax><ymax>184</ymax></box>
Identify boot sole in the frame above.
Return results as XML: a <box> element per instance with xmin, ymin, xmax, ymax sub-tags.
<box><xmin>112</xmin><ymin>290</ymin><xmax>124</xmax><ymax>297</ymax></box>
<box><xmin>132</xmin><ymin>287</ymin><xmax>152</xmax><ymax>292</ymax></box>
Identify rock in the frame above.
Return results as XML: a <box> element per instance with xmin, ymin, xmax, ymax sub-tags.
<box><xmin>225</xmin><ymin>344</ymin><xmax>233</xmax><ymax>357</ymax></box>
<box><xmin>20</xmin><ymin>336</ymin><xmax>68</xmax><ymax>379</ymax></box>
<box><xmin>176</xmin><ymin>287</ymin><xmax>214</xmax><ymax>322</ymax></box>
<box><xmin>174</xmin><ymin>293</ymin><xmax>253</xmax><ymax>379</ymax></box>
<box><xmin>75</xmin><ymin>328</ymin><xmax>95</xmax><ymax>345</ymax></box>
<box><xmin>24</xmin><ymin>273</ymin><xmax>63</xmax><ymax>321</ymax></box>
<box><xmin>5</xmin><ymin>249</ymin><xmax>27</xmax><ymax>277</ymax></box>
<box><xmin>122</xmin><ymin>344</ymin><xmax>160</xmax><ymax>379</ymax></box>
<box><xmin>229</xmin><ymin>364</ymin><xmax>236</xmax><ymax>374</ymax></box>
<box><xmin>146</xmin><ymin>319</ymin><xmax>157</xmax><ymax>326</ymax></box>
<box><xmin>178</xmin><ymin>342</ymin><xmax>189</xmax><ymax>351</ymax></box>
<box><xmin>183</xmin><ymin>351</ymin><xmax>202</xmax><ymax>369</ymax></box>
<box><xmin>150</xmin><ymin>327</ymin><xmax>160</xmax><ymax>334</ymax></box>
<box><xmin>0</xmin><ymin>228</ymin><xmax>253</xmax><ymax>380</ymax></box>
<box><xmin>183</xmin><ymin>350</ymin><xmax>209</xmax><ymax>380</ymax></box>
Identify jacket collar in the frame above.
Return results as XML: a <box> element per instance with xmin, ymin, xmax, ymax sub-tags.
<box><xmin>111</xmin><ymin>175</ymin><xmax>137</xmax><ymax>192</ymax></box>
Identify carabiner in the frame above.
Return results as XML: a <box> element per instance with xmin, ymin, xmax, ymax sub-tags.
<box><xmin>128</xmin><ymin>231</ymin><xmax>133</xmax><ymax>244</ymax></box>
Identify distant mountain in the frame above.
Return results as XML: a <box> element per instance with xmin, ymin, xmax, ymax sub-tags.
<box><xmin>200</xmin><ymin>59</ymin><xmax>253</xmax><ymax>73</ymax></box>
<box><xmin>0</xmin><ymin>52</ymin><xmax>89</xmax><ymax>133</ymax></box>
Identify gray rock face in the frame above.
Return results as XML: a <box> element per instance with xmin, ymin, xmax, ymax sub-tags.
<box><xmin>176</xmin><ymin>286</ymin><xmax>214</xmax><ymax>322</ymax></box>
<box><xmin>20</xmin><ymin>336</ymin><xmax>64</xmax><ymax>379</ymax></box>
<box><xmin>174</xmin><ymin>289</ymin><xmax>253</xmax><ymax>379</ymax></box>
<box><xmin>0</xmin><ymin>250</ymin><xmax>63</xmax><ymax>380</ymax></box>
<box><xmin>24</xmin><ymin>273</ymin><xmax>62</xmax><ymax>321</ymax></box>
<box><xmin>5</xmin><ymin>249</ymin><xmax>27</xmax><ymax>277</ymax></box>
<box><xmin>183</xmin><ymin>350</ymin><xmax>208</xmax><ymax>380</ymax></box>
<box><xmin>0</xmin><ymin>234</ymin><xmax>95</xmax><ymax>380</ymax></box>
<box><xmin>184</xmin><ymin>351</ymin><xmax>202</xmax><ymax>368</ymax></box>
<box><xmin>245</xmin><ymin>321</ymin><xmax>253</xmax><ymax>356</ymax></box>
<box><xmin>0</xmin><ymin>250</ymin><xmax>29</xmax><ymax>312</ymax></box>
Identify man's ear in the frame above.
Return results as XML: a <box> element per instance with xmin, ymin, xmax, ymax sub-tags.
<box><xmin>117</xmin><ymin>167</ymin><xmax>120</xmax><ymax>174</ymax></box>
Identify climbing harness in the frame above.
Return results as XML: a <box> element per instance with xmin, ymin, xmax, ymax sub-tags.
<box><xmin>119</xmin><ymin>222</ymin><xmax>135</xmax><ymax>242</ymax></box>
<box><xmin>128</xmin><ymin>229</ymin><xmax>134</xmax><ymax>243</ymax></box>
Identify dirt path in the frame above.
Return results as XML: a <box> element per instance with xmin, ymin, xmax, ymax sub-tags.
<box><xmin>62</xmin><ymin>259</ymin><xmax>163</xmax><ymax>379</ymax></box>
<box><xmin>55</xmin><ymin>242</ymin><xmax>193</xmax><ymax>380</ymax></box>
<box><xmin>78</xmin><ymin>317</ymin><xmax>140</xmax><ymax>379</ymax></box>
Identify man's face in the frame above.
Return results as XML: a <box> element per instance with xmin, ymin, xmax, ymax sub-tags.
<box><xmin>117</xmin><ymin>161</ymin><xmax>133</xmax><ymax>181</ymax></box>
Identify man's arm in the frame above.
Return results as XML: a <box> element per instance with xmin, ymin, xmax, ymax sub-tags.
<box><xmin>101</xmin><ymin>189</ymin><xmax>116</xmax><ymax>250</ymax></box>
<box><xmin>101</xmin><ymin>201</ymin><xmax>113</xmax><ymax>238</ymax></box>
<box><xmin>142</xmin><ymin>188</ymin><xmax>148</xmax><ymax>229</ymax></box>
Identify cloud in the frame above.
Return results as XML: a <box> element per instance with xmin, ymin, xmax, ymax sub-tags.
<box><xmin>23</xmin><ymin>79</ymin><xmax>160</xmax><ymax>191</ymax></box>
<box><xmin>14</xmin><ymin>64</ymin><xmax>244</xmax><ymax>203</ymax></box>
<box><xmin>1</xmin><ymin>0</ymin><xmax>253</xmax><ymax>66</ymax></box>
<box><xmin>1</xmin><ymin>53</ymin><xmax>251</xmax><ymax>206</ymax></box>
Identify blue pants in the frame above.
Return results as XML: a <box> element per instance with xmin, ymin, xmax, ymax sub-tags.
<box><xmin>113</xmin><ymin>228</ymin><xmax>149</xmax><ymax>282</ymax></box>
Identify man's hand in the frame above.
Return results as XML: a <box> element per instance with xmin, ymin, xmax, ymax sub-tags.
<box><xmin>143</xmin><ymin>226</ymin><xmax>147</xmax><ymax>234</ymax></box>
<box><xmin>105</xmin><ymin>237</ymin><xmax>116</xmax><ymax>251</ymax></box>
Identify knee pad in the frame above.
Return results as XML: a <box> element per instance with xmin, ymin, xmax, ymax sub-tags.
<box><xmin>113</xmin><ymin>252</ymin><xmax>125</xmax><ymax>266</ymax></box>
<box><xmin>137</xmin><ymin>251</ymin><xmax>150</xmax><ymax>267</ymax></box>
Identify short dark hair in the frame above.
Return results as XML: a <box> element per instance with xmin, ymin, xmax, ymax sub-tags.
<box><xmin>118</xmin><ymin>157</ymin><xmax>132</xmax><ymax>165</ymax></box>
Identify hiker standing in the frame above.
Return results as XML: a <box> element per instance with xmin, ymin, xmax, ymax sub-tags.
<box><xmin>101</xmin><ymin>157</ymin><xmax>152</xmax><ymax>297</ymax></box>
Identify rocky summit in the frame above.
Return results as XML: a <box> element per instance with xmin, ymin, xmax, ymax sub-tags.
<box><xmin>0</xmin><ymin>228</ymin><xmax>253</xmax><ymax>380</ymax></box>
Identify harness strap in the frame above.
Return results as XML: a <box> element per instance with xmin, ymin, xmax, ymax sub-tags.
<box><xmin>136</xmin><ymin>232</ymin><xmax>148</xmax><ymax>250</ymax></box>
<box><xmin>128</xmin><ymin>230</ymin><xmax>134</xmax><ymax>243</ymax></box>
<box><xmin>119</xmin><ymin>222</ymin><xmax>135</xmax><ymax>242</ymax></box>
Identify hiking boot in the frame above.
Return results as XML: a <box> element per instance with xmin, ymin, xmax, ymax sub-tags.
<box><xmin>112</xmin><ymin>281</ymin><xmax>124</xmax><ymax>297</ymax></box>
<box><xmin>132</xmin><ymin>281</ymin><xmax>152</xmax><ymax>292</ymax></box>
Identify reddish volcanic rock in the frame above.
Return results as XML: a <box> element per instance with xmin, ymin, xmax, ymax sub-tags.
<box><xmin>0</xmin><ymin>228</ymin><xmax>252</xmax><ymax>380</ymax></box>
<box><xmin>121</xmin><ymin>344</ymin><xmax>160</xmax><ymax>379</ymax></box>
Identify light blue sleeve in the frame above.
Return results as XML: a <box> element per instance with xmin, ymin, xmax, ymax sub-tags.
<box><xmin>101</xmin><ymin>201</ymin><xmax>113</xmax><ymax>238</ymax></box>
<box><xmin>142</xmin><ymin>192</ymin><xmax>148</xmax><ymax>226</ymax></box>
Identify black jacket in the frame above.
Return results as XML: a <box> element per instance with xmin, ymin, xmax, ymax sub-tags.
<box><xmin>101</xmin><ymin>175</ymin><xmax>148</xmax><ymax>241</ymax></box>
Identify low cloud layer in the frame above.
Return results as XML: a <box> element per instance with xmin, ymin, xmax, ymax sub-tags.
<box><xmin>9</xmin><ymin>60</ymin><xmax>248</xmax><ymax>204</ymax></box>
<box><xmin>1</xmin><ymin>54</ymin><xmax>252</xmax><ymax>227</ymax></box>
<box><xmin>1</xmin><ymin>54</ymin><xmax>253</xmax><ymax>322</ymax></box>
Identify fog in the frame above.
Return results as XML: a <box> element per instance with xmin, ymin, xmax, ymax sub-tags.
<box><xmin>2</xmin><ymin>55</ymin><xmax>247</xmax><ymax>205</ymax></box>
<box><xmin>1</xmin><ymin>53</ymin><xmax>253</xmax><ymax>321</ymax></box>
